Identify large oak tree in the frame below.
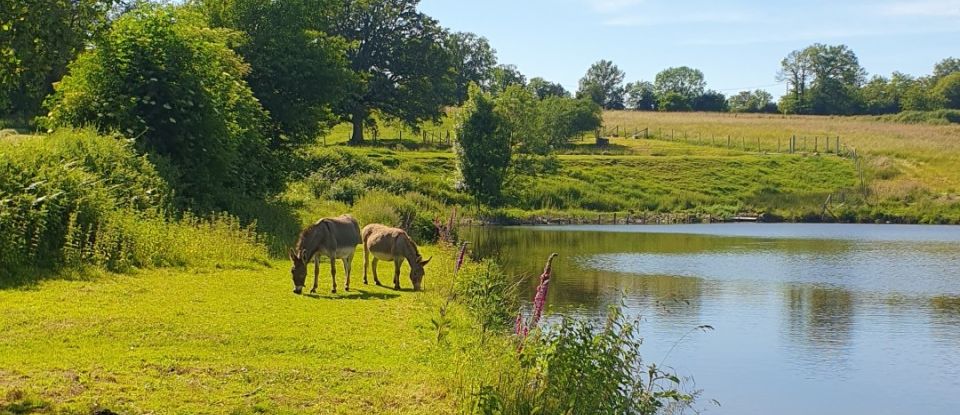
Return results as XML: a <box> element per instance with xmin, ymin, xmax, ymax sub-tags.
<box><xmin>331</xmin><ymin>0</ymin><xmax>455</xmax><ymax>144</ymax></box>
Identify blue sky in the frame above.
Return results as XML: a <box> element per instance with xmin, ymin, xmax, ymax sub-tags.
<box><xmin>419</xmin><ymin>0</ymin><xmax>960</xmax><ymax>97</ymax></box>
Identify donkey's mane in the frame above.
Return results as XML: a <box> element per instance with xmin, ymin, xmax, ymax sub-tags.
<box><xmin>295</xmin><ymin>221</ymin><xmax>323</xmax><ymax>253</ymax></box>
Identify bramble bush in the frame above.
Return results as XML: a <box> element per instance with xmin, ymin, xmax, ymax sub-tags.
<box><xmin>0</xmin><ymin>129</ymin><xmax>267</xmax><ymax>282</ymax></box>
<box><xmin>41</xmin><ymin>4</ymin><xmax>280</xmax><ymax>212</ymax></box>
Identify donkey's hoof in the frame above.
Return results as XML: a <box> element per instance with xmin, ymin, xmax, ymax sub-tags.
<box><xmin>393</xmin><ymin>285</ymin><xmax>401</xmax><ymax>291</ymax></box>
<box><xmin>310</xmin><ymin>288</ymin><xmax>317</xmax><ymax>294</ymax></box>
<box><xmin>331</xmin><ymin>288</ymin><xmax>337</xmax><ymax>294</ymax></box>
<box><xmin>345</xmin><ymin>286</ymin><xmax>350</xmax><ymax>292</ymax></box>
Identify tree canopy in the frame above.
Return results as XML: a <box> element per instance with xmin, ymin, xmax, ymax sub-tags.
<box><xmin>201</xmin><ymin>0</ymin><xmax>352</xmax><ymax>147</ymax></box>
<box><xmin>528</xmin><ymin>77</ymin><xmax>569</xmax><ymax>100</ymax></box>
<box><xmin>624</xmin><ymin>81</ymin><xmax>656</xmax><ymax>111</ymax></box>
<box><xmin>455</xmin><ymin>85</ymin><xmax>510</xmax><ymax>206</ymax></box>
<box><xmin>654</xmin><ymin>66</ymin><xmax>705</xmax><ymax>110</ymax></box>
<box><xmin>446</xmin><ymin>32</ymin><xmax>498</xmax><ymax>103</ymax></box>
<box><xmin>0</xmin><ymin>0</ymin><xmax>116</xmax><ymax>119</ymax></box>
<box><xmin>330</xmin><ymin>0</ymin><xmax>455</xmax><ymax>144</ymax></box>
<box><xmin>577</xmin><ymin>60</ymin><xmax>625</xmax><ymax>110</ymax></box>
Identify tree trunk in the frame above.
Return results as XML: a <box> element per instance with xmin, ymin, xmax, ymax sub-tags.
<box><xmin>349</xmin><ymin>110</ymin><xmax>366</xmax><ymax>145</ymax></box>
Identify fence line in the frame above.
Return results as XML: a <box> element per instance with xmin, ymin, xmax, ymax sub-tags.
<box><xmin>599</xmin><ymin>125</ymin><xmax>853</xmax><ymax>158</ymax></box>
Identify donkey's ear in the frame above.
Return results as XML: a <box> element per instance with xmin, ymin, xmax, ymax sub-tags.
<box><xmin>420</xmin><ymin>256</ymin><xmax>433</xmax><ymax>267</ymax></box>
<box><xmin>288</xmin><ymin>248</ymin><xmax>297</xmax><ymax>261</ymax></box>
<box><xmin>298</xmin><ymin>249</ymin><xmax>307</xmax><ymax>260</ymax></box>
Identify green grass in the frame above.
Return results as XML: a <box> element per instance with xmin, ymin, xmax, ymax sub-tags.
<box><xmin>0</xmin><ymin>247</ymin><xmax>509</xmax><ymax>414</ymax></box>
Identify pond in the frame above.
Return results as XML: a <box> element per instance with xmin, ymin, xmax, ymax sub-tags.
<box><xmin>462</xmin><ymin>224</ymin><xmax>960</xmax><ymax>415</ymax></box>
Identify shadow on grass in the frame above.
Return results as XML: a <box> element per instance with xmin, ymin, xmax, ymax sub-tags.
<box><xmin>303</xmin><ymin>288</ymin><xmax>401</xmax><ymax>301</ymax></box>
<box><xmin>343</xmin><ymin>137</ymin><xmax>452</xmax><ymax>151</ymax></box>
<box><xmin>0</xmin><ymin>267</ymin><xmax>96</xmax><ymax>291</ymax></box>
<box><xmin>0</xmin><ymin>389</ymin><xmax>51</xmax><ymax>414</ymax></box>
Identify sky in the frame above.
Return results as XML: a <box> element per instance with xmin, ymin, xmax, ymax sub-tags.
<box><xmin>418</xmin><ymin>0</ymin><xmax>960</xmax><ymax>97</ymax></box>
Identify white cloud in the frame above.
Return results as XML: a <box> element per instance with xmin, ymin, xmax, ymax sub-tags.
<box><xmin>879</xmin><ymin>0</ymin><xmax>960</xmax><ymax>17</ymax></box>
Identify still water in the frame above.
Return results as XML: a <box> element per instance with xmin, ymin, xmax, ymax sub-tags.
<box><xmin>463</xmin><ymin>224</ymin><xmax>960</xmax><ymax>415</ymax></box>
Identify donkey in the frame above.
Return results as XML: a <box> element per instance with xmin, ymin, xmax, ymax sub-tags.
<box><xmin>361</xmin><ymin>224</ymin><xmax>432</xmax><ymax>291</ymax></box>
<box><xmin>289</xmin><ymin>214</ymin><xmax>361</xmax><ymax>294</ymax></box>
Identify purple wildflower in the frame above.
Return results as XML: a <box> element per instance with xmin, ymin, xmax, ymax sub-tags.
<box><xmin>515</xmin><ymin>253</ymin><xmax>558</xmax><ymax>342</ymax></box>
<box><xmin>454</xmin><ymin>241</ymin><xmax>468</xmax><ymax>276</ymax></box>
<box><xmin>528</xmin><ymin>253</ymin><xmax>557</xmax><ymax>329</ymax></box>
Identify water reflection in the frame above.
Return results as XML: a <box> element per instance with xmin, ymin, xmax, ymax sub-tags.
<box><xmin>462</xmin><ymin>224</ymin><xmax>960</xmax><ymax>415</ymax></box>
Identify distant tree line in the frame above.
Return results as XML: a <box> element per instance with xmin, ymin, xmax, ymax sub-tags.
<box><xmin>573</xmin><ymin>47</ymin><xmax>959</xmax><ymax>115</ymax></box>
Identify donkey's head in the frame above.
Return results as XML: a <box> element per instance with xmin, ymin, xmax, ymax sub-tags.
<box><xmin>409</xmin><ymin>256</ymin><xmax>432</xmax><ymax>291</ymax></box>
<box><xmin>288</xmin><ymin>248</ymin><xmax>308</xmax><ymax>294</ymax></box>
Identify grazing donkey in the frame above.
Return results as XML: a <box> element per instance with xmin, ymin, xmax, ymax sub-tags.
<box><xmin>289</xmin><ymin>215</ymin><xmax>361</xmax><ymax>294</ymax></box>
<box><xmin>362</xmin><ymin>224</ymin><xmax>432</xmax><ymax>291</ymax></box>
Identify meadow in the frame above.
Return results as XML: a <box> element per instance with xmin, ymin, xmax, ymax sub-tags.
<box><xmin>0</xmin><ymin>247</ymin><xmax>515</xmax><ymax>414</ymax></box>
<box><xmin>602</xmin><ymin>111</ymin><xmax>960</xmax><ymax>207</ymax></box>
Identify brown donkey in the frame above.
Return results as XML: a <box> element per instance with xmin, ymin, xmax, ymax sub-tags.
<box><xmin>289</xmin><ymin>215</ymin><xmax>361</xmax><ymax>294</ymax></box>
<box><xmin>361</xmin><ymin>224</ymin><xmax>432</xmax><ymax>291</ymax></box>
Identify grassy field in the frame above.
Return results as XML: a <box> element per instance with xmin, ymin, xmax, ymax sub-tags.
<box><xmin>602</xmin><ymin>111</ymin><xmax>960</xmax><ymax>201</ymax></box>
<box><xmin>0</xmin><ymin>247</ymin><xmax>512</xmax><ymax>414</ymax></box>
<box><xmin>316</xmin><ymin>110</ymin><xmax>959</xmax><ymax>222</ymax></box>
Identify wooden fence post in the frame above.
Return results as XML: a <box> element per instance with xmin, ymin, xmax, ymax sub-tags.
<box><xmin>727</xmin><ymin>135</ymin><xmax>731</xmax><ymax>148</ymax></box>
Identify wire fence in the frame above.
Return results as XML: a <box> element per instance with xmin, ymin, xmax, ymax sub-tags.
<box><xmin>599</xmin><ymin>125</ymin><xmax>858</xmax><ymax>158</ymax></box>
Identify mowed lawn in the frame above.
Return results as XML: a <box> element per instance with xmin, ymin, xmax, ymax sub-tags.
<box><xmin>0</xmin><ymin>247</ymin><xmax>492</xmax><ymax>414</ymax></box>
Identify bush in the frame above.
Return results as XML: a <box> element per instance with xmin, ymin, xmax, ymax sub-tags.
<box><xmin>472</xmin><ymin>307</ymin><xmax>697</xmax><ymax>415</ymax></box>
<box><xmin>1</xmin><ymin>130</ymin><xmax>268</xmax><ymax>281</ymax></box>
<box><xmin>328</xmin><ymin>178</ymin><xmax>366</xmax><ymax>204</ymax></box>
<box><xmin>353</xmin><ymin>190</ymin><xmax>402</xmax><ymax>228</ymax></box>
<box><xmin>877</xmin><ymin>109</ymin><xmax>960</xmax><ymax>125</ymax></box>
<box><xmin>455</xmin><ymin>260</ymin><xmax>518</xmax><ymax>336</ymax></box>
<box><xmin>351</xmin><ymin>190</ymin><xmax>443</xmax><ymax>243</ymax></box>
<box><xmin>298</xmin><ymin>146</ymin><xmax>384</xmax><ymax>181</ymax></box>
<box><xmin>41</xmin><ymin>4</ymin><xmax>280</xmax><ymax>211</ymax></box>
<box><xmin>0</xmin><ymin>129</ymin><xmax>167</xmax><ymax>274</ymax></box>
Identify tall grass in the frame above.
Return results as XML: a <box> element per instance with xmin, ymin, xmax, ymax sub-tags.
<box><xmin>0</xmin><ymin>129</ymin><xmax>268</xmax><ymax>283</ymax></box>
<box><xmin>470</xmin><ymin>307</ymin><xmax>696</xmax><ymax>415</ymax></box>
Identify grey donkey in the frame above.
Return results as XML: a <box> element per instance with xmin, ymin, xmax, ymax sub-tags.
<box><xmin>361</xmin><ymin>224</ymin><xmax>431</xmax><ymax>291</ymax></box>
<box><xmin>289</xmin><ymin>215</ymin><xmax>361</xmax><ymax>294</ymax></box>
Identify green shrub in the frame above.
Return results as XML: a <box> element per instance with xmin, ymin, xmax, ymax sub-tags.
<box><xmin>328</xmin><ymin>178</ymin><xmax>366</xmax><ymax>204</ymax></box>
<box><xmin>455</xmin><ymin>260</ymin><xmax>518</xmax><ymax>336</ymax></box>
<box><xmin>41</xmin><ymin>4</ymin><xmax>280</xmax><ymax>211</ymax></box>
<box><xmin>1</xmin><ymin>130</ymin><xmax>268</xmax><ymax>281</ymax></box>
<box><xmin>471</xmin><ymin>308</ymin><xmax>697</xmax><ymax>415</ymax></box>
<box><xmin>358</xmin><ymin>171</ymin><xmax>417</xmax><ymax>195</ymax></box>
<box><xmin>877</xmin><ymin>109</ymin><xmax>960</xmax><ymax>125</ymax></box>
<box><xmin>353</xmin><ymin>190</ymin><xmax>402</xmax><ymax>228</ymax></box>
<box><xmin>351</xmin><ymin>190</ymin><xmax>442</xmax><ymax>242</ymax></box>
<box><xmin>298</xmin><ymin>146</ymin><xmax>384</xmax><ymax>181</ymax></box>
<box><xmin>0</xmin><ymin>130</ymin><xmax>166</xmax><ymax>275</ymax></box>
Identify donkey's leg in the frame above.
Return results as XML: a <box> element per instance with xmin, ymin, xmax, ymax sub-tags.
<box><xmin>362</xmin><ymin>245</ymin><xmax>369</xmax><ymax>285</ymax></box>
<box><xmin>393</xmin><ymin>259</ymin><xmax>402</xmax><ymax>290</ymax></box>
<box><xmin>343</xmin><ymin>254</ymin><xmax>353</xmax><ymax>292</ymax></box>
<box><xmin>310</xmin><ymin>254</ymin><xmax>320</xmax><ymax>294</ymax></box>
<box><xmin>330</xmin><ymin>257</ymin><xmax>337</xmax><ymax>294</ymax></box>
<box><xmin>372</xmin><ymin>257</ymin><xmax>382</xmax><ymax>286</ymax></box>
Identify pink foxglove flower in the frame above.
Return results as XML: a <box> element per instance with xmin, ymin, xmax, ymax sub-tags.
<box><xmin>516</xmin><ymin>253</ymin><xmax>558</xmax><ymax>342</ymax></box>
<box><xmin>454</xmin><ymin>241</ymin><xmax>468</xmax><ymax>276</ymax></box>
